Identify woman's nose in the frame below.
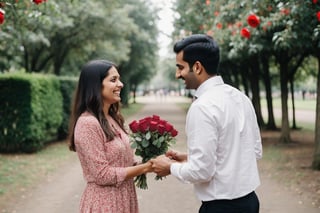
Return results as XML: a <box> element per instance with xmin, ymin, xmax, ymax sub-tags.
<box><xmin>118</xmin><ymin>80</ymin><xmax>124</xmax><ymax>88</ymax></box>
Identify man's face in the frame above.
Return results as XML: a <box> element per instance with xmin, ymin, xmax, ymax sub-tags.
<box><xmin>175</xmin><ymin>51</ymin><xmax>200</xmax><ymax>90</ymax></box>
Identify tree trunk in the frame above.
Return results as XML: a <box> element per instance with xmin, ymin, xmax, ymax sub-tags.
<box><xmin>288</xmin><ymin>54</ymin><xmax>305</xmax><ymax>130</ymax></box>
<box><xmin>279</xmin><ymin>59</ymin><xmax>292</xmax><ymax>143</ymax></box>
<box><xmin>132</xmin><ymin>84</ymin><xmax>137</xmax><ymax>104</ymax></box>
<box><xmin>289</xmin><ymin>77</ymin><xmax>298</xmax><ymax>129</ymax></box>
<box><xmin>312</xmin><ymin>56</ymin><xmax>320</xmax><ymax>170</ymax></box>
<box><xmin>261</xmin><ymin>54</ymin><xmax>277</xmax><ymax>130</ymax></box>
<box><xmin>249</xmin><ymin>55</ymin><xmax>264</xmax><ymax>127</ymax></box>
<box><xmin>23</xmin><ymin>44</ymin><xmax>30</xmax><ymax>72</ymax></box>
<box><xmin>240</xmin><ymin>62</ymin><xmax>250</xmax><ymax>98</ymax></box>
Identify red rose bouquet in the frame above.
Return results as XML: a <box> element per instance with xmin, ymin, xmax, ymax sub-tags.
<box><xmin>129</xmin><ymin>114</ymin><xmax>178</xmax><ymax>189</ymax></box>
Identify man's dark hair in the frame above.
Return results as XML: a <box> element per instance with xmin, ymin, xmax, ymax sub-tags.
<box><xmin>173</xmin><ymin>34</ymin><xmax>220</xmax><ymax>75</ymax></box>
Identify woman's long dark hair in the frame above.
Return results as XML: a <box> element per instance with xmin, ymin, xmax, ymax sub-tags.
<box><xmin>68</xmin><ymin>59</ymin><xmax>126</xmax><ymax>151</ymax></box>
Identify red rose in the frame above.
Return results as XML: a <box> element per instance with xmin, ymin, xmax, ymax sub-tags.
<box><xmin>317</xmin><ymin>11</ymin><xmax>320</xmax><ymax>22</ymax></box>
<box><xmin>157</xmin><ymin>124</ymin><xmax>166</xmax><ymax>135</ymax></box>
<box><xmin>313</xmin><ymin>0</ymin><xmax>317</xmax><ymax>4</ymax></box>
<box><xmin>138</xmin><ymin>119</ymin><xmax>149</xmax><ymax>133</ymax></box>
<box><xmin>0</xmin><ymin>9</ymin><xmax>5</xmax><ymax>25</ymax></box>
<box><xmin>170</xmin><ymin>129</ymin><xmax>178</xmax><ymax>137</ymax></box>
<box><xmin>240</xmin><ymin>27</ymin><xmax>250</xmax><ymax>39</ymax></box>
<box><xmin>159</xmin><ymin>119</ymin><xmax>167</xmax><ymax>126</ymax></box>
<box><xmin>129</xmin><ymin>120</ymin><xmax>139</xmax><ymax>133</ymax></box>
<box><xmin>152</xmin><ymin>115</ymin><xmax>160</xmax><ymax>121</ymax></box>
<box><xmin>247</xmin><ymin>14</ymin><xmax>260</xmax><ymax>28</ymax></box>
<box><xmin>149</xmin><ymin>120</ymin><xmax>158</xmax><ymax>132</ymax></box>
<box><xmin>165</xmin><ymin>123</ymin><xmax>173</xmax><ymax>132</ymax></box>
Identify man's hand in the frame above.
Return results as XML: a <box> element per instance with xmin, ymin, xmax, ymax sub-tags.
<box><xmin>150</xmin><ymin>155</ymin><xmax>173</xmax><ymax>177</ymax></box>
<box><xmin>166</xmin><ymin>150</ymin><xmax>187</xmax><ymax>162</ymax></box>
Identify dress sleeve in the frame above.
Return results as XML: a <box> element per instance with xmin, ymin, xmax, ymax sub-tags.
<box><xmin>74</xmin><ymin>115</ymin><xmax>126</xmax><ymax>186</ymax></box>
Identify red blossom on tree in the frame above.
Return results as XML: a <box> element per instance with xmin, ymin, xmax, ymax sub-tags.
<box><xmin>235</xmin><ymin>21</ymin><xmax>243</xmax><ymax>28</ymax></box>
<box><xmin>33</xmin><ymin>0</ymin><xmax>43</xmax><ymax>5</ymax></box>
<box><xmin>216</xmin><ymin>23</ymin><xmax>222</xmax><ymax>29</ymax></box>
<box><xmin>206</xmin><ymin>0</ymin><xmax>210</xmax><ymax>6</ymax></box>
<box><xmin>280</xmin><ymin>8</ymin><xmax>290</xmax><ymax>15</ymax></box>
<box><xmin>240</xmin><ymin>27</ymin><xmax>250</xmax><ymax>39</ymax></box>
<box><xmin>0</xmin><ymin>9</ymin><xmax>4</xmax><ymax>25</ymax></box>
<box><xmin>247</xmin><ymin>14</ymin><xmax>260</xmax><ymax>28</ymax></box>
<box><xmin>313</xmin><ymin>0</ymin><xmax>318</xmax><ymax>4</ymax></box>
<box><xmin>207</xmin><ymin>30</ymin><xmax>213</xmax><ymax>36</ymax></box>
<box><xmin>317</xmin><ymin>11</ymin><xmax>320</xmax><ymax>22</ymax></box>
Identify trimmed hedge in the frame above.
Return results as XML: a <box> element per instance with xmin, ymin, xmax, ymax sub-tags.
<box><xmin>57</xmin><ymin>76</ymin><xmax>78</xmax><ymax>140</ymax></box>
<box><xmin>0</xmin><ymin>73</ymin><xmax>64</xmax><ymax>153</ymax></box>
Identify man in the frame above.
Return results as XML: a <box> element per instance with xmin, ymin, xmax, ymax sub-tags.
<box><xmin>151</xmin><ymin>34</ymin><xmax>262</xmax><ymax>213</ymax></box>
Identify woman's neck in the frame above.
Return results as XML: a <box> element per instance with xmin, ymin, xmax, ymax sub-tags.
<box><xmin>103</xmin><ymin>105</ymin><xmax>110</xmax><ymax>118</ymax></box>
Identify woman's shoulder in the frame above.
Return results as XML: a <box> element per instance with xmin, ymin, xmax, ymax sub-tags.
<box><xmin>77</xmin><ymin>112</ymin><xmax>99</xmax><ymax>126</ymax></box>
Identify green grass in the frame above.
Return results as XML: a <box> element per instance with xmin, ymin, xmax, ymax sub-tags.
<box><xmin>178</xmin><ymin>98</ymin><xmax>316</xmax><ymax>131</ymax></box>
<box><xmin>0</xmin><ymin>141</ymin><xmax>72</xmax><ymax>206</ymax></box>
<box><xmin>0</xmin><ymin>102</ymin><xmax>144</xmax><ymax>207</ymax></box>
<box><xmin>261</xmin><ymin>145</ymin><xmax>285</xmax><ymax>163</ymax></box>
<box><xmin>261</xmin><ymin>98</ymin><xmax>316</xmax><ymax>111</ymax></box>
<box><xmin>122</xmin><ymin>102</ymin><xmax>144</xmax><ymax>118</ymax></box>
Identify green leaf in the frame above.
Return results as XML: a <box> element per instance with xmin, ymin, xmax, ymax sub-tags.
<box><xmin>159</xmin><ymin>136</ymin><xmax>164</xmax><ymax>143</ymax></box>
<box><xmin>156</xmin><ymin>140</ymin><xmax>162</xmax><ymax>148</ymax></box>
<box><xmin>135</xmin><ymin>149</ymin><xmax>142</xmax><ymax>156</ymax></box>
<box><xmin>146</xmin><ymin>131</ymin><xmax>151</xmax><ymax>140</ymax></box>
<box><xmin>141</xmin><ymin>139</ymin><xmax>149</xmax><ymax>148</ymax></box>
<box><xmin>131</xmin><ymin>142</ymin><xmax>137</xmax><ymax>149</ymax></box>
<box><xmin>135</xmin><ymin>136</ymin><xmax>142</xmax><ymax>142</ymax></box>
<box><xmin>152</xmin><ymin>139</ymin><xmax>158</xmax><ymax>145</ymax></box>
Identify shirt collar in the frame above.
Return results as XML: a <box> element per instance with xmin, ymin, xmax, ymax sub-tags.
<box><xmin>194</xmin><ymin>76</ymin><xmax>224</xmax><ymax>99</ymax></box>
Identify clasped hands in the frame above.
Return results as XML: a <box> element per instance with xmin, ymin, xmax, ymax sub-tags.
<box><xmin>146</xmin><ymin>150</ymin><xmax>187</xmax><ymax>177</ymax></box>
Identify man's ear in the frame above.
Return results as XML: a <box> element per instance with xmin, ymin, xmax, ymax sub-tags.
<box><xmin>193</xmin><ymin>61</ymin><xmax>202</xmax><ymax>74</ymax></box>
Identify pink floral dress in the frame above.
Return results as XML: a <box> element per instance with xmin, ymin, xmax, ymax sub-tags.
<box><xmin>74</xmin><ymin>112</ymin><xmax>138</xmax><ymax>213</ymax></box>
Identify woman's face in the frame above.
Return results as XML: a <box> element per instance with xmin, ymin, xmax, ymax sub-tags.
<box><xmin>101</xmin><ymin>66</ymin><xmax>123</xmax><ymax>105</ymax></box>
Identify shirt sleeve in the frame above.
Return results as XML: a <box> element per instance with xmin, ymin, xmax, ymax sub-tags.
<box><xmin>75</xmin><ymin>115</ymin><xmax>126</xmax><ymax>186</ymax></box>
<box><xmin>248</xmin><ymin>101</ymin><xmax>263</xmax><ymax>160</ymax></box>
<box><xmin>171</xmin><ymin>103</ymin><xmax>218</xmax><ymax>184</ymax></box>
<box><xmin>253</xmin><ymin>117</ymin><xmax>263</xmax><ymax>159</ymax></box>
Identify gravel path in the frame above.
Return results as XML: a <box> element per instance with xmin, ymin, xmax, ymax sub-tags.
<box><xmin>4</xmin><ymin>95</ymin><xmax>319</xmax><ymax>213</ymax></box>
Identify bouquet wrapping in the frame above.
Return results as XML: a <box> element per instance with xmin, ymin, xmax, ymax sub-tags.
<box><xmin>129</xmin><ymin>115</ymin><xmax>178</xmax><ymax>189</ymax></box>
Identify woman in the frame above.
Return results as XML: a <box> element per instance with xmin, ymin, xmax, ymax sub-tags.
<box><xmin>68</xmin><ymin>59</ymin><xmax>152</xmax><ymax>213</ymax></box>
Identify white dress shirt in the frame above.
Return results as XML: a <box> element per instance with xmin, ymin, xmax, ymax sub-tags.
<box><xmin>170</xmin><ymin>76</ymin><xmax>262</xmax><ymax>201</ymax></box>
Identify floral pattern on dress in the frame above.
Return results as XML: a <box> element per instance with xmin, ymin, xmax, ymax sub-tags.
<box><xmin>74</xmin><ymin>112</ymin><xmax>138</xmax><ymax>213</ymax></box>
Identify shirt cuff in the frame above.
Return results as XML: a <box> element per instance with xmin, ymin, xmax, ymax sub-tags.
<box><xmin>170</xmin><ymin>162</ymin><xmax>180</xmax><ymax>177</ymax></box>
<box><xmin>170</xmin><ymin>162</ymin><xmax>190</xmax><ymax>184</ymax></box>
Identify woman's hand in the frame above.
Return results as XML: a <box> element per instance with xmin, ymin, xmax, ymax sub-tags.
<box><xmin>150</xmin><ymin>155</ymin><xmax>173</xmax><ymax>177</ymax></box>
<box><xmin>143</xmin><ymin>161</ymin><xmax>154</xmax><ymax>173</ymax></box>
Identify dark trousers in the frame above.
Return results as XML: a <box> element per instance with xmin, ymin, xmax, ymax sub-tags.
<box><xmin>199</xmin><ymin>191</ymin><xmax>259</xmax><ymax>213</ymax></box>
